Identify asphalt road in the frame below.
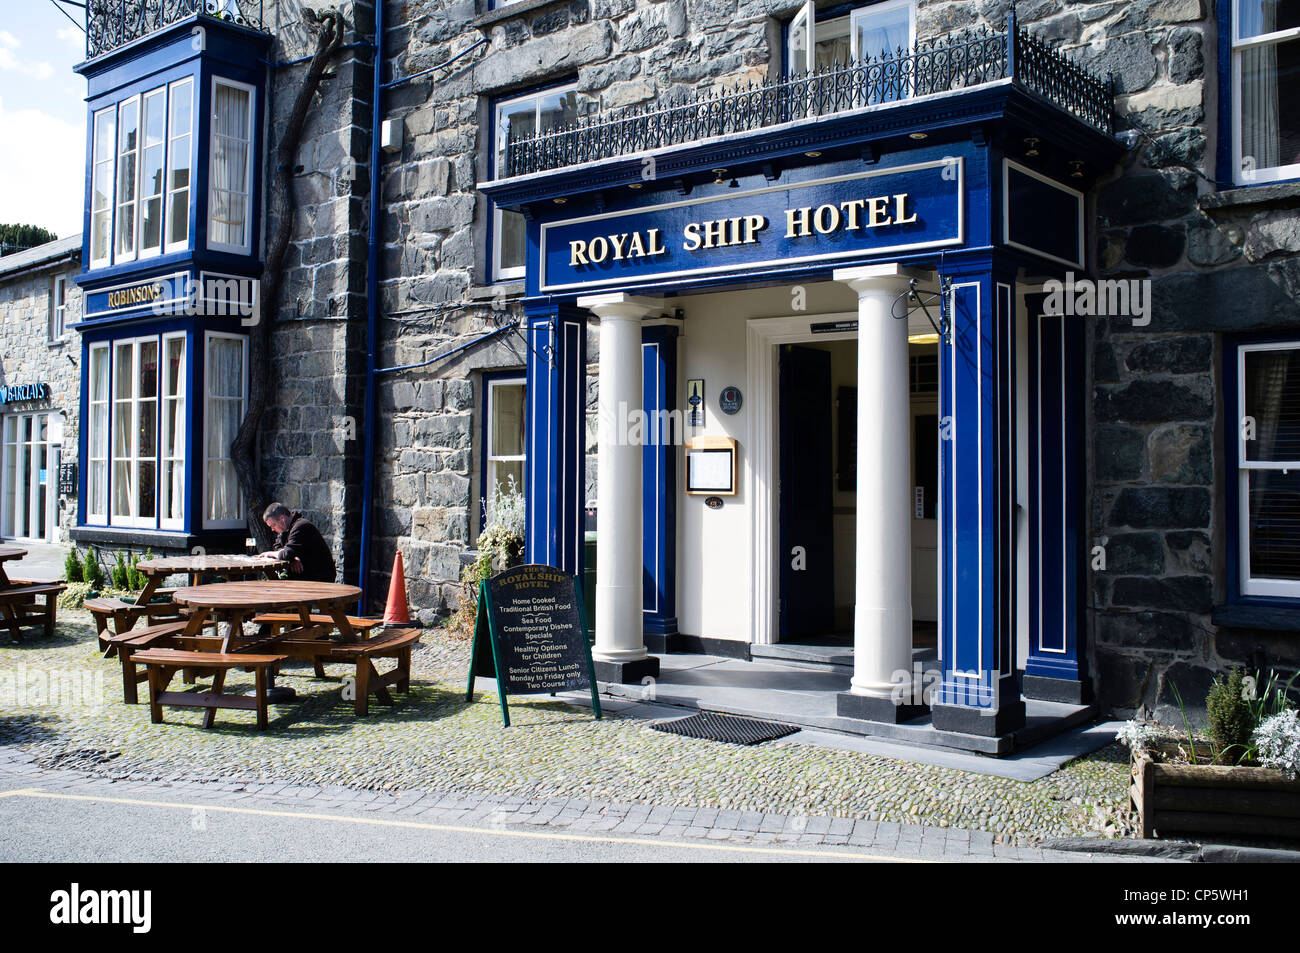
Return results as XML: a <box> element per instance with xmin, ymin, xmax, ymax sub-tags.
<box><xmin>0</xmin><ymin>785</ymin><xmax>904</xmax><ymax>863</ymax></box>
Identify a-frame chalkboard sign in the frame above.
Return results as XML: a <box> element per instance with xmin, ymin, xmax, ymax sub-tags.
<box><xmin>465</xmin><ymin>564</ymin><xmax>602</xmax><ymax>727</ymax></box>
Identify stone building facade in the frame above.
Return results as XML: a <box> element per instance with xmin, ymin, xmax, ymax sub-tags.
<box><xmin>0</xmin><ymin>237</ymin><xmax>82</xmax><ymax>545</ymax></box>
<box><xmin>50</xmin><ymin>0</ymin><xmax>1300</xmax><ymax>722</ymax></box>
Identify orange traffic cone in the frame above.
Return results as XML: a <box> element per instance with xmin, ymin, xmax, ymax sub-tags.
<box><xmin>382</xmin><ymin>551</ymin><xmax>412</xmax><ymax>625</ymax></box>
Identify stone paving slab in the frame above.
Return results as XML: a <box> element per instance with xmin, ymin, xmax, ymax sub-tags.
<box><xmin>0</xmin><ymin>751</ymin><xmax>1164</xmax><ymax>864</ymax></box>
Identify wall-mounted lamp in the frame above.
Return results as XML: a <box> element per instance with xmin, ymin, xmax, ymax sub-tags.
<box><xmin>1070</xmin><ymin>160</ymin><xmax>1085</xmax><ymax>179</ymax></box>
<box><xmin>1024</xmin><ymin>137</ymin><xmax>1040</xmax><ymax>157</ymax></box>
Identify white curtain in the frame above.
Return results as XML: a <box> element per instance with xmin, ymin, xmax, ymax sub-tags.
<box><xmin>815</xmin><ymin>37</ymin><xmax>851</xmax><ymax>69</ymax></box>
<box><xmin>1240</xmin><ymin>0</ymin><xmax>1281</xmax><ymax>172</ymax></box>
<box><xmin>206</xmin><ymin>338</ymin><xmax>242</xmax><ymax>521</ymax></box>
<box><xmin>210</xmin><ymin>84</ymin><xmax>249</xmax><ymax>247</ymax></box>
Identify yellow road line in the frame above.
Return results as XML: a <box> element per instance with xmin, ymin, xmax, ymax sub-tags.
<box><xmin>2</xmin><ymin>788</ymin><xmax>925</xmax><ymax>862</ymax></box>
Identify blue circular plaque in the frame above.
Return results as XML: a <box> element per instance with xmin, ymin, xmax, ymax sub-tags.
<box><xmin>719</xmin><ymin>386</ymin><xmax>743</xmax><ymax>415</ymax></box>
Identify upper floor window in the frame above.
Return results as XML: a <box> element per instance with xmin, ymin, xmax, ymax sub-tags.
<box><xmin>1234</xmin><ymin>0</ymin><xmax>1300</xmax><ymax>184</ymax></box>
<box><xmin>90</xmin><ymin>77</ymin><xmax>194</xmax><ymax>270</ymax></box>
<box><xmin>1236</xmin><ymin>340</ymin><xmax>1300</xmax><ymax>597</ymax></box>
<box><xmin>209</xmin><ymin>78</ymin><xmax>255</xmax><ymax>254</ymax></box>
<box><xmin>491</xmin><ymin>82</ymin><xmax>579</xmax><ymax>282</ymax></box>
<box><xmin>786</xmin><ymin>0</ymin><xmax>915</xmax><ymax>75</ymax></box>
<box><xmin>49</xmin><ymin>276</ymin><xmax>67</xmax><ymax>343</ymax></box>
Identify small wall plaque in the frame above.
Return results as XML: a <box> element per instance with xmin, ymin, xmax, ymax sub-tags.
<box><xmin>719</xmin><ymin>385</ymin><xmax>743</xmax><ymax>415</ymax></box>
<box><xmin>705</xmin><ymin>496</ymin><xmax>723</xmax><ymax>509</ymax></box>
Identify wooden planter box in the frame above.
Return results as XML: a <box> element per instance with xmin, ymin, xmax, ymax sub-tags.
<box><xmin>1131</xmin><ymin>746</ymin><xmax>1300</xmax><ymax>840</ymax></box>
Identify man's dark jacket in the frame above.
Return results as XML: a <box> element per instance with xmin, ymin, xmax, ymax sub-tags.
<box><xmin>274</xmin><ymin>512</ymin><xmax>337</xmax><ymax>583</ymax></box>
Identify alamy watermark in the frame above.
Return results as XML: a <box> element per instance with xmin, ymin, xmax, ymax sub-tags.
<box><xmin>1043</xmin><ymin>271</ymin><xmax>1151</xmax><ymax>326</ymax></box>
<box><xmin>0</xmin><ymin>665</ymin><xmax>104</xmax><ymax>709</ymax></box>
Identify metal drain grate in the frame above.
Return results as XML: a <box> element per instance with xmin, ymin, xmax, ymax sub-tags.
<box><xmin>651</xmin><ymin>711</ymin><xmax>798</xmax><ymax>746</ymax></box>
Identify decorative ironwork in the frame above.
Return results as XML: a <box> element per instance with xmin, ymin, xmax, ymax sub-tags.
<box><xmin>506</xmin><ymin>11</ymin><xmax>1113</xmax><ymax>177</ymax></box>
<box><xmin>86</xmin><ymin>0</ymin><xmax>267</xmax><ymax>60</ymax></box>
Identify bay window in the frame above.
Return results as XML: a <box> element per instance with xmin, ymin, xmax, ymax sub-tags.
<box><xmin>87</xmin><ymin>343</ymin><xmax>109</xmax><ymax>522</ymax></box>
<box><xmin>160</xmin><ymin>333</ymin><xmax>186</xmax><ymax>529</ymax></box>
<box><xmin>90</xmin><ymin>107</ymin><xmax>115</xmax><ymax>267</ymax></box>
<box><xmin>88</xmin><ymin>79</ymin><xmax>194</xmax><ymax>269</ymax></box>
<box><xmin>204</xmin><ymin>332</ymin><xmax>246</xmax><ymax>528</ymax></box>
<box><xmin>209</xmin><ymin>78</ymin><xmax>254</xmax><ymax>254</ymax></box>
<box><xmin>111</xmin><ymin>336</ymin><xmax>159</xmax><ymax>527</ymax></box>
<box><xmin>1236</xmin><ymin>341</ymin><xmax>1300</xmax><ymax>597</ymax></box>
<box><xmin>491</xmin><ymin>83</ymin><xmax>578</xmax><ymax>281</ymax></box>
<box><xmin>115</xmin><ymin>96</ymin><xmax>140</xmax><ymax>262</ymax></box>
<box><xmin>1233</xmin><ymin>0</ymin><xmax>1300</xmax><ymax>184</ymax></box>
<box><xmin>167</xmin><ymin>78</ymin><xmax>193</xmax><ymax>253</ymax></box>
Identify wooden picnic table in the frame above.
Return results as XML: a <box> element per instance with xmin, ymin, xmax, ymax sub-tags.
<box><xmin>119</xmin><ymin>554</ymin><xmax>288</xmax><ymax>629</ymax></box>
<box><xmin>0</xmin><ymin>546</ymin><xmax>26</xmax><ymax>589</ymax></box>
<box><xmin>0</xmin><ymin>546</ymin><xmax>65</xmax><ymax>642</ymax></box>
<box><xmin>171</xmin><ymin>580</ymin><xmax>364</xmax><ymax>653</ymax></box>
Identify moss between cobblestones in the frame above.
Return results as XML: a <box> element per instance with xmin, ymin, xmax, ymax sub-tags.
<box><xmin>0</xmin><ymin>612</ymin><xmax>1134</xmax><ymax>845</ymax></box>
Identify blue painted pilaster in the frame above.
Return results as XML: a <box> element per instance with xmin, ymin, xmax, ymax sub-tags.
<box><xmin>1023</xmin><ymin>294</ymin><xmax>1087</xmax><ymax>702</ymax></box>
<box><xmin>641</xmin><ymin>322</ymin><xmax>679</xmax><ymax>640</ymax></box>
<box><xmin>933</xmin><ymin>257</ymin><xmax>1025</xmax><ymax>736</ymax></box>
<box><xmin>523</xmin><ymin>301</ymin><xmax>587</xmax><ymax>575</ymax></box>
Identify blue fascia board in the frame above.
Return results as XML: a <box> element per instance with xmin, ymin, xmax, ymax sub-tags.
<box><xmin>482</xmin><ymin>83</ymin><xmax>1122</xmax><ymax>210</ymax></box>
<box><xmin>75</xmin><ymin>14</ymin><xmax>271</xmax><ymax>83</ymax></box>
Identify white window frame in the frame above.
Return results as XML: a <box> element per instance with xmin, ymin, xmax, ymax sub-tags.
<box><xmin>1232</xmin><ymin>4</ymin><xmax>1300</xmax><ymax>185</ymax></box>
<box><xmin>137</xmin><ymin>86</ymin><xmax>168</xmax><ymax>260</ymax></box>
<box><xmin>159</xmin><ymin>331</ymin><xmax>187</xmax><ymax>531</ymax></box>
<box><xmin>87</xmin><ymin>342</ymin><xmax>110</xmax><ymax>523</ymax></box>
<box><xmin>1237</xmin><ymin>340</ymin><xmax>1300</xmax><ymax>597</ymax></box>
<box><xmin>0</xmin><ymin>412</ymin><xmax>56</xmax><ymax>543</ymax></box>
<box><xmin>202</xmin><ymin>331</ymin><xmax>248</xmax><ymax>530</ymax></box>
<box><xmin>114</xmin><ymin>93</ymin><xmax>141</xmax><ymax>265</ymax></box>
<box><xmin>109</xmin><ymin>335</ymin><xmax>161</xmax><ymax>529</ymax></box>
<box><xmin>492</xmin><ymin>83</ymin><xmax>578</xmax><ymax>282</ymax></box>
<box><xmin>207</xmin><ymin>76</ymin><xmax>256</xmax><ymax>256</ymax></box>
<box><xmin>166</xmin><ymin>77</ymin><xmax>194</xmax><ymax>253</ymax></box>
<box><xmin>484</xmin><ymin>376</ymin><xmax>526</xmax><ymax>526</ymax></box>
<box><xmin>786</xmin><ymin>0</ymin><xmax>916</xmax><ymax>76</ymax></box>
<box><xmin>90</xmin><ymin>106</ymin><xmax>116</xmax><ymax>269</ymax></box>
<box><xmin>49</xmin><ymin>276</ymin><xmax>67</xmax><ymax>343</ymax></box>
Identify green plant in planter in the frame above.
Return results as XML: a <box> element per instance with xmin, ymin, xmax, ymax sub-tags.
<box><xmin>82</xmin><ymin>547</ymin><xmax>105</xmax><ymax>589</ymax></box>
<box><xmin>63</xmin><ymin>547</ymin><xmax>83</xmax><ymax>584</ymax></box>
<box><xmin>1207</xmin><ymin>668</ymin><xmax>1254</xmax><ymax>763</ymax></box>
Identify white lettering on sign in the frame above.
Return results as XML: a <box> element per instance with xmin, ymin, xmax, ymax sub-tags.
<box><xmin>784</xmin><ymin>194</ymin><xmax>914</xmax><ymax>237</ymax></box>
<box><xmin>570</xmin><ymin>227</ymin><xmax>666</xmax><ymax>266</ymax></box>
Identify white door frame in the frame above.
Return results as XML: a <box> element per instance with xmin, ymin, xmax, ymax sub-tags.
<box><xmin>746</xmin><ymin>313</ymin><xmax>857</xmax><ymax>646</ymax></box>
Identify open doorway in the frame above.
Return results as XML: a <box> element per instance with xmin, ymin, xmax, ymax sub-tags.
<box><xmin>776</xmin><ymin>337</ymin><xmax>940</xmax><ymax>648</ymax></box>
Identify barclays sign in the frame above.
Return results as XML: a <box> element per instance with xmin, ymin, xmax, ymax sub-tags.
<box><xmin>0</xmin><ymin>382</ymin><xmax>48</xmax><ymax>404</ymax></box>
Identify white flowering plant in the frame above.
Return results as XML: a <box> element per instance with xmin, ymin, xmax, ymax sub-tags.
<box><xmin>1252</xmin><ymin>709</ymin><xmax>1300</xmax><ymax>780</ymax></box>
<box><xmin>1115</xmin><ymin>720</ymin><xmax>1159</xmax><ymax>753</ymax></box>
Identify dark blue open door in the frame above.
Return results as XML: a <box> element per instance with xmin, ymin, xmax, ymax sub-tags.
<box><xmin>779</xmin><ymin>344</ymin><xmax>835</xmax><ymax>640</ymax></box>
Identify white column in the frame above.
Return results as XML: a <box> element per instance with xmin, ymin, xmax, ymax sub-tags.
<box><xmin>577</xmin><ymin>293</ymin><xmax>664</xmax><ymax>665</ymax></box>
<box><xmin>834</xmin><ymin>265</ymin><xmax>924</xmax><ymax>702</ymax></box>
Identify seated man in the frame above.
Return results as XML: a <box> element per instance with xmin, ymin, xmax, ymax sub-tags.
<box><xmin>261</xmin><ymin>503</ymin><xmax>337</xmax><ymax>583</ymax></box>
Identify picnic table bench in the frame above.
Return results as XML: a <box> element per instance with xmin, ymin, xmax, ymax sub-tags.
<box><xmin>132</xmin><ymin>649</ymin><xmax>286</xmax><ymax>729</ymax></box>
<box><xmin>271</xmin><ymin>627</ymin><xmax>421</xmax><ymax>715</ymax></box>
<box><xmin>0</xmin><ymin>547</ymin><xmax>66</xmax><ymax>643</ymax></box>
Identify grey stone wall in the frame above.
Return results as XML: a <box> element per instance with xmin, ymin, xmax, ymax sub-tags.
<box><xmin>248</xmin><ymin>0</ymin><xmax>1300</xmax><ymax>714</ymax></box>
<box><xmin>0</xmin><ymin>252</ymin><xmax>82</xmax><ymax>544</ymax></box>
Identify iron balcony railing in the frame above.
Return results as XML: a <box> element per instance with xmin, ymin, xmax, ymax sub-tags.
<box><xmin>86</xmin><ymin>0</ymin><xmax>267</xmax><ymax>59</ymax></box>
<box><xmin>505</xmin><ymin>11</ymin><xmax>1113</xmax><ymax>178</ymax></box>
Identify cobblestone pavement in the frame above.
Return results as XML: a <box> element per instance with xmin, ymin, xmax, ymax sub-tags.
<box><xmin>0</xmin><ymin>749</ymin><xmax>1158</xmax><ymax>863</ymax></box>
<box><xmin>0</xmin><ymin>612</ymin><xmax>1138</xmax><ymax>847</ymax></box>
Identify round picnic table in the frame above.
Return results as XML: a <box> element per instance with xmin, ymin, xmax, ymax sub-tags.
<box><xmin>172</xmin><ymin>580</ymin><xmax>364</xmax><ymax>650</ymax></box>
<box><xmin>170</xmin><ymin>580</ymin><xmax>363</xmax><ymax>703</ymax></box>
